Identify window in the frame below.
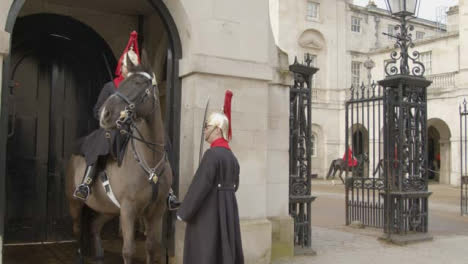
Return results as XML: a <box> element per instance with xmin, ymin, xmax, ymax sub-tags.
<box><xmin>416</xmin><ymin>31</ymin><xmax>425</xmax><ymax>40</ymax></box>
<box><xmin>309</xmin><ymin>54</ymin><xmax>317</xmax><ymax>88</ymax></box>
<box><xmin>352</xmin><ymin>61</ymin><xmax>361</xmax><ymax>88</ymax></box>
<box><xmin>311</xmin><ymin>133</ymin><xmax>317</xmax><ymax>157</ymax></box>
<box><xmin>418</xmin><ymin>51</ymin><xmax>432</xmax><ymax>75</ymax></box>
<box><xmin>387</xmin><ymin>25</ymin><xmax>394</xmax><ymax>40</ymax></box>
<box><xmin>307</xmin><ymin>2</ymin><xmax>319</xmax><ymax>20</ymax></box>
<box><xmin>351</xmin><ymin>16</ymin><xmax>361</xmax><ymax>32</ymax></box>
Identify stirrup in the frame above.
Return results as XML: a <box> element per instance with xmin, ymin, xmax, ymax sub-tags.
<box><xmin>73</xmin><ymin>184</ymin><xmax>90</xmax><ymax>201</ymax></box>
<box><xmin>167</xmin><ymin>194</ymin><xmax>181</xmax><ymax>211</ymax></box>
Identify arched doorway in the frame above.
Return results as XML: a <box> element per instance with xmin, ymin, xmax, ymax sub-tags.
<box><xmin>2</xmin><ymin>1</ymin><xmax>183</xmax><ymax>261</ymax></box>
<box><xmin>350</xmin><ymin>124</ymin><xmax>369</xmax><ymax>177</ymax></box>
<box><xmin>428</xmin><ymin>126</ymin><xmax>440</xmax><ymax>181</ymax></box>
<box><xmin>5</xmin><ymin>13</ymin><xmax>116</xmax><ymax>243</ymax></box>
<box><xmin>427</xmin><ymin>118</ymin><xmax>452</xmax><ymax>184</ymax></box>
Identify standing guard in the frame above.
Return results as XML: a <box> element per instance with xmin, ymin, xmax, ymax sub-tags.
<box><xmin>177</xmin><ymin>90</ymin><xmax>244</xmax><ymax>264</ymax></box>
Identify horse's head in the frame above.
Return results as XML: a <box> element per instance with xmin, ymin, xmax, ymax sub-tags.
<box><xmin>100</xmin><ymin>51</ymin><xmax>160</xmax><ymax>130</ymax></box>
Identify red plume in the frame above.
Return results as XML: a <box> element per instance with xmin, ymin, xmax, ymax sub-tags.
<box><xmin>223</xmin><ymin>90</ymin><xmax>233</xmax><ymax>140</ymax></box>
<box><xmin>113</xmin><ymin>31</ymin><xmax>140</xmax><ymax>88</ymax></box>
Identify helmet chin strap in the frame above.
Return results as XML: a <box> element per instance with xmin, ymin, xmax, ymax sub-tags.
<box><xmin>205</xmin><ymin>126</ymin><xmax>218</xmax><ymax>143</ymax></box>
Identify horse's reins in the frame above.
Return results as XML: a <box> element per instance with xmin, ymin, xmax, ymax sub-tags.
<box><xmin>111</xmin><ymin>71</ymin><xmax>167</xmax><ymax>184</ymax></box>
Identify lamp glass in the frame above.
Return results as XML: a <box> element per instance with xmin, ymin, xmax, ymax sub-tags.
<box><xmin>387</xmin><ymin>0</ymin><xmax>418</xmax><ymax>16</ymax></box>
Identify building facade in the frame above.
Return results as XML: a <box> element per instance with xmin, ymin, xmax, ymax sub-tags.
<box><xmin>271</xmin><ymin>0</ymin><xmax>463</xmax><ymax>186</ymax></box>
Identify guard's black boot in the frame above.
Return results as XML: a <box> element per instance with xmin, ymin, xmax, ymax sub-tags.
<box><xmin>73</xmin><ymin>165</ymin><xmax>97</xmax><ymax>201</ymax></box>
<box><xmin>167</xmin><ymin>189</ymin><xmax>181</xmax><ymax>211</ymax></box>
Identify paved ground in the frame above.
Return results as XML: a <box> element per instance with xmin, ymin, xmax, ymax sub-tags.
<box><xmin>5</xmin><ymin>180</ymin><xmax>467</xmax><ymax>264</ymax></box>
<box><xmin>273</xmin><ymin>180</ymin><xmax>468</xmax><ymax>264</ymax></box>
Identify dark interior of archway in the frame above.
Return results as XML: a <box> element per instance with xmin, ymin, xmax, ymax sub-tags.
<box><xmin>5</xmin><ymin>13</ymin><xmax>116</xmax><ymax>244</ymax></box>
<box><xmin>428</xmin><ymin>126</ymin><xmax>441</xmax><ymax>181</ymax></box>
<box><xmin>353</xmin><ymin>130</ymin><xmax>364</xmax><ymax>156</ymax></box>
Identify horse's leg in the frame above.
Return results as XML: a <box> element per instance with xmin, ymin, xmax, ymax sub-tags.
<box><xmin>120</xmin><ymin>204</ymin><xmax>136</xmax><ymax>264</ymax></box>
<box><xmin>69</xmin><ymin>198</ymin><xmax>84</xmax><ymax>238</ymax></box>
<box><xmin>144</xmin><ymin>206</ymin><xmax>165</xmax><ymax>264</ymax></box>
<box><xmin>69</xmin><ymin>198</ymin><xmax>84</xmax><ymax>264</ymax></box>
<box><xmin>339</xmin><ymin>168</ymin><xmax>345</xmax><ymax>184</ymax></box>
<box><xmin>91</xmin><ymin>213</ymin><xmax>115</xmax><ymax>263</ymax></box>
<box><xmin>327</xmin><ymin>161</ymin><xmax>335</xmax><ymax>179</ymax></box>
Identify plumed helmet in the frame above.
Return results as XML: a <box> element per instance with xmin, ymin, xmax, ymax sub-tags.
<box><xmin>122</xmin><ymin>47</ymin><xmax>139</xmax><ymax>67</ymax></box>
<box><xmin>113</xmin><ymin>31</ymin><xmax>141</xmax><ymax>88</ymax></box>
<box><xmin>115</xmin><ymin>31</ymin><xmax>141</xmax><ymax>75</ymax></box>
<box><xmin>206</xmin><ymin>112</ymin><xmax>230</xmax><ymax>141</ymax></box>
<box><xmin>206</xmin><ymin>90</ymin><xmax>233</xmax><ymax>141</ymax></box>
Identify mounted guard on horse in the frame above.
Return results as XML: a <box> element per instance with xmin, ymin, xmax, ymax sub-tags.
<box><xmin>72</xmin><ymin>31</ymin><xmax>180</xmax><ymax>210</ymax></box>
<box><xmin>66</xmin><ymin>31</ymin><xmax>180</xmax><ymax>264</ymax></box>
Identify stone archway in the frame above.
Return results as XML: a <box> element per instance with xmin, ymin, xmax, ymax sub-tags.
<box><xmin>427</xmin><ymin>118</ymin><xmax>452</xmax><ymax>184</ymax></box>
<box><xmin>2</xmin><ymin>0</ymin><xmax>183</xmax><ymax>261</ymax></box>
<box><xmin>349</xmin><ymin>123</ymin><xmax>369</xmax><ymax>177</ymax></box>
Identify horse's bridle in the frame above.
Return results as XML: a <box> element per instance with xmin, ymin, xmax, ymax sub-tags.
<box><xmin>110</xmin><ymin>71</ymin><xmax>167</xmax><ymax>184</ymax></box>
<box><xmin>113</xmin><ymin>72</ymin><xmax>157</xmax><ymax>132</ymax></box>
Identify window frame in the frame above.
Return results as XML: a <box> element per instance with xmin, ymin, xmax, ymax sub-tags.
<box><xmin>309</xmin><ymin>54</ymin><xmax>318</xmax><ymax>88</ymax></box>
<box><xmin>351</xmin><ymin>16</ymin><xmax>361</xmax><ymax>33</ymax></box>
<box><xmin>387</xmin><ymin>24</ymin><xmax>394</xmax><ymax>40</ymax></box>
<box><xmin>311</xmin><ymin>133</ymin><xmax>317</xmax><ymax>157</ymax></box>
<box><xmin>352</xmin><ymin>61</ymin><xmax>361</xmax><ymax>88</ymax></box>
<box><xmin>306</xmin><ymin>1</ymin><xmax>320</xmax><ymax>21</ymax></box>
<box><xmin>416</xmin><ymin>31</ymin><xmax>425</xmax><ymax>40</ymax></box>
<box><xmin>418</xmin><ymin>51</ymin><xmax>432</xmax><ymax>75</ymax></box>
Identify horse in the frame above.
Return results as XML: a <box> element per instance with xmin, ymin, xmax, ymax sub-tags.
<box><xmin>326</xmin><ymin>154</ymin><xmax>368</xmax><ymax>183</ymax></box>
<box><xmin>65</xmin><ymin>51</ymin><xmax>172</xmax><ymax>264</ymax></box>
<box><xmin>326</xmin><ymin>158</ymin><xmax>350</xmax><ymax>184</ymax></box>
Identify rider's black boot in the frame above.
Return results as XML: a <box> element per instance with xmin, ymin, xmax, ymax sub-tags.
<box><xmin>167</xmin><ymin>189</ymin><xmax>181</xmax><ymax>211</ymax></box>
<box><xmin>73</xmin><ymin>165</ymin><xmax>97</xmax><ymax>201</ymax></box>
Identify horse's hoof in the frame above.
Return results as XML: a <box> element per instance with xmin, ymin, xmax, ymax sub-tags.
<box><xmin>75</xmin><ymin>255</ymin><xmax>85</xmax><ymax>264</ymax></box>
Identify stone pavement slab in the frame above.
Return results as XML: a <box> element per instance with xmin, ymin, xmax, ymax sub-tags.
<box><xmin>274</xmin><ymin>226</ymin><xmax>468</xmax><ymax>264</ymax></box>
<box><xmin>275</xmin><ymin>180</ymin><xmax>468</xmax><ymax>264</ymax></box>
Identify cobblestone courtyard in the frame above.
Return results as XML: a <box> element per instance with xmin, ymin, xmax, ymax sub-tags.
<box><xmin>274</xmin><ymin>180</ymin><xmax>468</xmax><ymax>264</ymax></box>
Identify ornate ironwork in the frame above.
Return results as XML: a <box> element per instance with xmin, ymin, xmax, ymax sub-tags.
<box><xmin>379</xmin><ymin>72</ymin><xmax>432</xmax><ymax>239</ymax></box>
<box><xmin>345</xmin><ymin>82</ymin><xmax>386</xmax><ymax>228</ymax></box>
<box><xmin>383</xmin><ymin>17</ymin><xmax>425</xmax><ymax>77</ymax></box>
<box><xmin>459</xmin><ymin>99</ymin><xmax>468</xmax><ymax>215</ymax></box>
<box><xmin>289</xmin><ymin>54</ymin><xmax>318</xmax><ymax>250</ymax></box>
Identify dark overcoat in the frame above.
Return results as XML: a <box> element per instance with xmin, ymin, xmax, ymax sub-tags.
<box><xmin>79</xmin><ymin>81</ymin><xmax>128</xmax><ymax>165</ymax></box>
<box><xmin>177</xmin><ymin>147</ymin><xmax>244</xmax><ymax>264</ymax></box>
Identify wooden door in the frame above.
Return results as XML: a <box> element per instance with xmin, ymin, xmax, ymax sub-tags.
<box><xmin>5</xmin><ymin>14</ymin><xmax>113</xmax><ymax>243</ymax></box>
<box><xmin>6</xmin><ymin>51</ymin><xmax>51</xmax><ymax>242</ymax></box>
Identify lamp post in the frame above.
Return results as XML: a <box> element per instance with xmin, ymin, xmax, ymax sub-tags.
<box><xmin>383</xmin><ymin>0</ymin><xmax>424</xmax><ymax>77</ymax></box>
<box><xmin>379</xmin><ymin>0</ymin><xmax>433</xmax><ymax>244</ymax></box>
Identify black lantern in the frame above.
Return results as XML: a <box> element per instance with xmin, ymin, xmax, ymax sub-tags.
<box><xmin>385</xmin><ymin>0</ymin><xmax>420</xmax><ymax>17</ymax></box>
<box><xmin>382</xmin><ymin>0</ymin><xmax>425</xmax><ymax>77</ymax></box>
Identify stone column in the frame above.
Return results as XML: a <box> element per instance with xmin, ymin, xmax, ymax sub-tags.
<box><xmin>0</xmin><ymin>27</ymin><xmax>11</xmax><ymax>264</ymax></box>
<box><xmin>458</xmin><ymin>0</ymin><xmax>468</xmax><ymax>87</ymax></box>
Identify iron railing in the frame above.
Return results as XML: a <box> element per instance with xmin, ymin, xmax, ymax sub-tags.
<box><xmin>345</xmin><ymin>82</ymin><xmax>385</xmax><ymax>228</ymax></box>
<box><xmin>289</xmin><ymin>55</ymin><xmax>318</xmax><ymax>250</ymax></box>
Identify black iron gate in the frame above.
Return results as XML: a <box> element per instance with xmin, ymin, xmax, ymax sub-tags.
<box><xmin>289</xmin><ymin>55</ymin><xmax>318</xmax><ymax>250</ymax></box>
<box><xmin>345</xmin><ymin>82</ymin><xmax>385</xmax><ymax>228</ymax></box>
<box><xmin>460</xmin><ymin>99</ymin><xmax>468</xmax><ymax>215</ymax></box>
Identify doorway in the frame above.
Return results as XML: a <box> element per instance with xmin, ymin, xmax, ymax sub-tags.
<box><xmin>5</xmin><ymin>14</ymin><xmax>115</xmax><ymax>243</ymax></box>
